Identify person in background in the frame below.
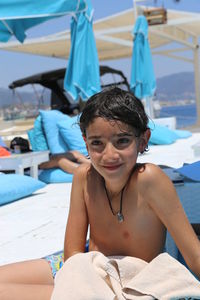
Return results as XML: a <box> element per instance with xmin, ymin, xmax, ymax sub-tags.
<box><xmin>39</xmin><ymin>150</ymin><xmax>90</xmax><ymax>174</ymax></box>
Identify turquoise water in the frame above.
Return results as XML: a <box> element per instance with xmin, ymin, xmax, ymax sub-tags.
<box><xmin>160</xmin><ymin>104</ymin><xmax>197</xmax><ymax>129</ymax></box>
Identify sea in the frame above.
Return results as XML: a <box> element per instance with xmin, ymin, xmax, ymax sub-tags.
<box><xmin>0</xmin><ymin>103</ymin><xmax>197</xmax><ymax>130</ymax></box>
<box><xmin>159</xmin><ymin>103</ymin><xmax>197</xmax><ymax>129</ymax></box>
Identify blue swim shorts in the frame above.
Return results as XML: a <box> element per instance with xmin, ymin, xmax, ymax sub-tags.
<box><xmin>44</xmin><ymin>251</ymin><xmax>64</xmax><ymax>279</ymax></box>
<box><xmin>44</xmin><ymin>241</ymin><xmax>89</xmax><ymax>278</ymax></box>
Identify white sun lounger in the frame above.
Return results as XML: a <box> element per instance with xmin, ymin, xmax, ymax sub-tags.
<box><xmin>0</xmin><ymin>132</ymin><xmax>200</xmax><ymax>266</ymax></box>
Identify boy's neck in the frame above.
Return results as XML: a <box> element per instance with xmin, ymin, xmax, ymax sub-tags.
<box><xmin>103</xmin><ymin>178</ymin><xmax>129</xmax><ymax>198</ymax></box>
<box><xmin>102</xmin><ymin>165</ymin><xmax>137</xmax><ymax>197</ymax></box>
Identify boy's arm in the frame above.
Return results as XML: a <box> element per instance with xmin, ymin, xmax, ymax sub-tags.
<box><xmin>146</xmin><ymin>164</ymin><xmax>200</xmax><ymax>279</ymax></box>
<box><xmin>63</xmin><ymin>165</ymin><xmax>89</xmax><ymax>261</ymax></box>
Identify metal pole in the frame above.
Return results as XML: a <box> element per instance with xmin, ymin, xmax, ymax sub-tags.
<box><xmin>133</xmin><ymin>0</ymin><xmax>150</xmax><ymax>19</ymax></box>
<box><xmin>133</xmin><ymin>0</ymin><xmax>138</xmax><ymax>19</ymax></box>
<box><xmin>193</xmin><ymin>37</ymin><xmax>200</xmax><ymax>127</ymax></box>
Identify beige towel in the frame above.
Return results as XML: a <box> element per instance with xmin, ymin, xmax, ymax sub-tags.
<box><xmin>51</xmin><ymin>251</ymin><xmax>200</xmax><ymax>300</ymax></box>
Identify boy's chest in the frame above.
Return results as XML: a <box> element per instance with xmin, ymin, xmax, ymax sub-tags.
<box><xmin>85</xmin><ymin>177</ymin><xmax>165</xmax><ymax>258</ymax></box>
<box><xmin>86</xmin><ymin>189</ymin><xmax>157</xmax><ymax>242</ymax></box>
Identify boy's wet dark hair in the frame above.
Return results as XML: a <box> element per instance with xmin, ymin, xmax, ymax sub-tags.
<box><xmin>79</xmin><ymin>87</ymin><xmax>149</xmax><ymax>137</ymax></box>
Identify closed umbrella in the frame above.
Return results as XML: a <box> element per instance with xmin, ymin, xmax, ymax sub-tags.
<box><xmin>130</xmin><ymin>15</ymin><xmax>156</xmax><ymax>117</ymax></box>
<box><xmin>64</xmin><ymin>0</ymin><xmax>101</xmax><ymax>101</ymax></box>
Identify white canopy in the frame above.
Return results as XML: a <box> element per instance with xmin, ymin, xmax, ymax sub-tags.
<box><xmin>1</xmin><ymin>7</ymin><xmax>200</xmax><ymax>59</ymax></box>
<box><xmin>1</xmin><ymin>7</ymin><xmax>200</xmax><ymax>124</ymax></box>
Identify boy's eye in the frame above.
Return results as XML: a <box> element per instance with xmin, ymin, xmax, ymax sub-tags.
<box><xmin>114</xmin><ymin>137</ymin><xmax>132</xmax><ymax>149</ymax></box>
<box><xmin>91</xmin><ymin>140</ymin><xmax>102</xmax><ymax>146</ymax></box>
<box><xmin>117</xmin><ymin>138</ymin><xmax>130</xmax><ymax>144</ymax></box>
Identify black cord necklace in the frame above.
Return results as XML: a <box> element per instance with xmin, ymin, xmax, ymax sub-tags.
<box><xmin>103</xmin><ymin>166</ymin><xmax>137</xmax><ymax>223</ymax></box>
<box><xmin>103</xmin><ymin>180</ymin><xmax>126</xmax><ymax>223</ymax></box>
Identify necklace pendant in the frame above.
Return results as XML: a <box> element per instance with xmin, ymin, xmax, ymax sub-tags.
<box><xmin>117</xmin><ymin>212</ymin><xmax>124</xmax><ymax>223</ymax></box>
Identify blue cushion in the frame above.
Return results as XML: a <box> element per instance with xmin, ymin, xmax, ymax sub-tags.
<box><xmin>33</xmin><ymin>115</ymin><xmax>49</xmax><ymax>151</ymax></box>
<box><xmin>39</xmin><ymin>168</ymin><xmax>73</xmax><ymax>183</ymax></box>
<box><xmin>176</xmin><ymin>161</ymin><xmax>200</xmax><ymax>182</ymax></box>
<box><xmin>149</xmin><ymin>121</ymin><xmax>178</xmax><ymax>145</ymax></box>
<box><xmin>148</xmin><ymin>121</ymin><xmax>192</xmax><ymax>145</ymax></box>
<box><xmin>40</xmin><ymin>110</ymin><xmax>69</xmax><ymax>154</ymax></box>
<box><xmin>0</xmin><ymin>174</ymin><xmax>46</xmax><ymax>206</ymax></box>
<box><xmin>28</xmin><ymin>116</ymin><xmax>49</xmax><ymax>151</ymax></box>
<box><xmin>173</xmin><ymin>129</ymin><xmax>192</xmax><ymax>139</ymax></box>
<box><xmin>57</xmin><ymin>116</ymin><xmax>88</xmax><ymax>156</ymax></box>
<box><xmin>27</xmin><ymin>129</ymin><xmax>35</xmax><ymax>150</ymax></box>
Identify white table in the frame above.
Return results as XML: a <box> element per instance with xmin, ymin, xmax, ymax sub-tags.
<box><xmin>0</xmin><ymin>151</ymin><xmax>49</xmax><ymax>179</ymax></box>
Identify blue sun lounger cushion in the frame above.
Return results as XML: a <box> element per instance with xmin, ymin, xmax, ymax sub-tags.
<box><xmin>173</xmin><ymin>129</ymin><xmax>192</xmax><ymax>139</ymax></box>
<box><xmin>149</xmin><ymin>122</ymin><xmax>177</xmax><ymax>145</ymax></box>
<box><xmin>39</xmin><ymin>168</ymin><xmax>73</xmax><ymax>183</ymax></box>
<box><xmin>0</xmin><ymin>173</ymin><xmax>46</xmax><ymax>206</ymax></box>
<box><xmin>28</xmin><ymin>115</ymin><xmax>49</xmax><ymax>151</ymax></box>
<box><xmin>148</xmin><ymin>121</ymin><xmax>192</xmax><ymax>145</ymax></box>
<box><xmin>39</xmin><ymin>110</ymin><xmax>70</xmax><ymax>154</ymax></box>
<box><xmin>33</xmin><ymin>115</ymin><xmax>49</xmax><ymax>150</ymax></box>
<box><xmin>176</xmin><ymin>161</ymin><xmax>200</xmax><ymax>182</ymax></box>
<box><xmin>57</xmin><ymin>116</ymin><xmax>88</xmax><ymax>156</ymax></box>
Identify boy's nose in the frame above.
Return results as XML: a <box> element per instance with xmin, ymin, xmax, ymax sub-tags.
<box><xmin>103</xmin><ymin>143</ymin><xmax>119</xmax><ymax>161</ymax></box>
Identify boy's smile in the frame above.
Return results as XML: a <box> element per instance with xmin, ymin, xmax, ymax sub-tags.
<box><xmin>85</xmin><ymin>117</ymin><xmax>139</xmax><ymax>189</ymax></box>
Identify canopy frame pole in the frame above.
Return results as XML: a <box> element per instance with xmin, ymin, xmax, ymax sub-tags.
<box><xmin>133</xmin><ymin>0</ymin><xmax>138</xmax><ymax>20</ymax></box>
<box><xmin>193</xmin><ymin>36</ymin><xmax>200</xmax><ymax>126</ymax></box>
<box><xmin>150</xmin><ymin>28</ymin><xmax>196</xmax><ymax>49</ymax></box>
<box><xmin>153</xmin><ymin>51</ymin><xmax>193</xmax><ymax>63</ymax></box>
<box><xmin>1</xmin><ymin>20</ymin><xmax>14</xmax><ymax>35</ymax></box>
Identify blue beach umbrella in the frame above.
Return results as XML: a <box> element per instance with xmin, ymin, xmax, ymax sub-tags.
<box><xmin>64</xmin><ymin>0</ymin><xmax>101</xmax><ymax>101</ymax></box>
<box><xmin>0</xmin><ymin>0</ymin><xmax>86</xmax><ymax>43</ymax></box>
<box><xmin>130</xmin><ymin>15</ymin><xmax>156</xmax><ymax>100</ymax></box>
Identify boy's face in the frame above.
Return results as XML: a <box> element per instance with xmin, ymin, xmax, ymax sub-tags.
<box><xmin>83</xmin><ymin>117</ymin><xmax>145</xmax><ymax>182</ymax></box>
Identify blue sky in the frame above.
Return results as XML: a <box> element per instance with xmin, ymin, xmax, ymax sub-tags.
<box><xmin>0</xmin><ymin>0</ymin><xmax>200</xmax><ymax>89</ymax></box>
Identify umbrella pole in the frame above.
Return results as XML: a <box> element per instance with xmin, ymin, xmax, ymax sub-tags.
<box><xmin>133</xmin><ymin>0</ymin><xmax>138</xmax><ymax>19</ymax></box>
<box><xmin>145</xmin><ymin>96</ymin><xmax>155</xmax><ymax>119</ymax></box>
<box><xmin>193</xmin><ymin>37</ymin><xmax>200</xmax><ymax>127</ymax></box>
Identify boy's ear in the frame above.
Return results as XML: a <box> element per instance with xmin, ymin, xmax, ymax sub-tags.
<box><xmin>139</xmin><ymin>129</ymin><xmax>151</xmax><ymax>153</ymax></box>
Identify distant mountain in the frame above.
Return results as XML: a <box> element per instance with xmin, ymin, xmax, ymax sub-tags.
<box><xmin>0</xmin><ymin>71</ymin><xmax>196</xmax><ymax>108</ymax></box>
<box><xmin>156</xmin><ymin>71</ymin><xmax>195</xmax><ymax>101</ymax></box>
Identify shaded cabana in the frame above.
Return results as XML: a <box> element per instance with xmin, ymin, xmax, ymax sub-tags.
<box><xmin>9</xmin><ymin>66</ymin><xmax>130</xmax><ymax>114</ymax></box>
<box><xmin>1</xmin><ymin>6</ymin><xmax>200</xmax><ymax>124</ymax></box>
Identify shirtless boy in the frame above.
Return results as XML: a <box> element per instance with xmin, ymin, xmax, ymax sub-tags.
<box><xmin>0</xmin><ymin>87</ymin><xmax>200</xmax><ymax>300</ymax></box>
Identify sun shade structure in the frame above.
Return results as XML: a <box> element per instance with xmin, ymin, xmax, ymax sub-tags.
<box><xmin>64</xmin><ymin>0</ymin><xmax>101</xmax><ymax>101</ymax></box>
<box><xmin>0</xmin><ymin>0</ymin><xmax>100</xmax><ymax>102</ymax></box>
<box><xmin>1</xmin><ymin>6</ymin><xmax>200</xmax><ymax>124</ymax></box>
<box><xmin>1</xmin><ymin>7</ymin><xmax>200</xmax><ymax>60</ymax></box>
<box><xmin>9</xmin><ymin>66</ymin><xmax>130</xmax><ymax>114</ymax></box>
<box><xmin>0</xmin><ymin>0</ymin><xmax>87</xmax><ymax>42</ymax></box>
<box><xmin>9</xmin><ymin>66</ymin><xmax>130</xmax><ymax>91</ymax></box>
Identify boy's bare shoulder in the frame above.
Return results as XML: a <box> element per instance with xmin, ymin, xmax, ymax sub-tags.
<box><xmin>73</xmin><ymin>163</ymin><xmax>91</xmax><ymax>179</ymax></box>
<box><xmin>137</xmin><ymin>162</ymin><xmax>172</xmax><ymax>190</ymax></box>
<box><xmin>136</xmin><ymin>162</ymin><xmax>175</xmax><ymax>203</ymax></box>
<box><xmin>72</xmin><ymin>164</ymin><xmax>99</xmax><ymax>193</ymax></box>
<box><xmin>137</xmin><ymin>162</ymin><xmax>163</xmax><ymax>177</ymax></box>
